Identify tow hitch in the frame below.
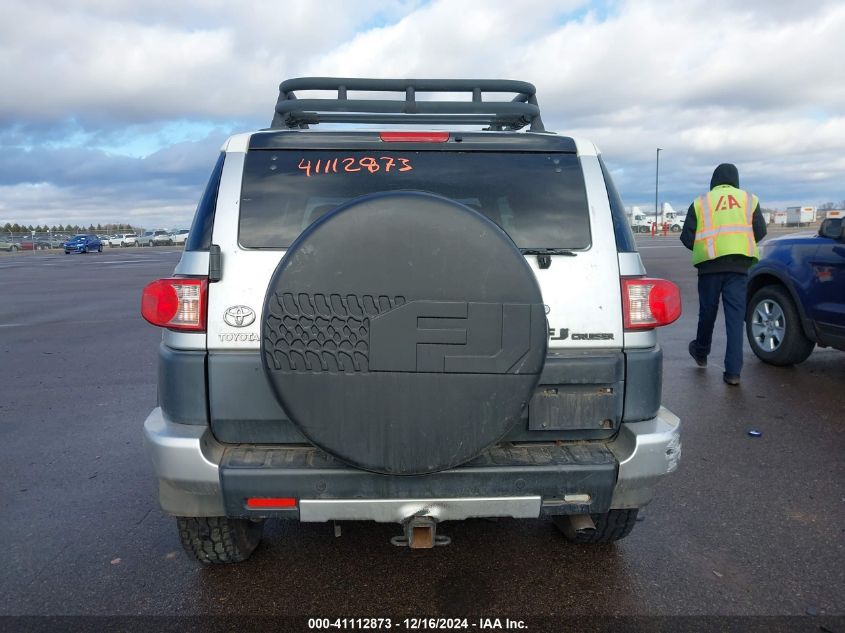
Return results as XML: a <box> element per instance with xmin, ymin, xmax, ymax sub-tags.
<box><xmin>390</xmin><ymin>516</ymin><xmax>451</xmax><ymax>549</ymax></box>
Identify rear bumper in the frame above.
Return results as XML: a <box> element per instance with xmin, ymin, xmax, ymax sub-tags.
<box><xmin>143</xmin><ymin>406</ymin><xmax>680</xmax><ymax>519</ymax></box>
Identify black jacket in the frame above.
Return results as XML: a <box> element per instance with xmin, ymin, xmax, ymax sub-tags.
<box><xmin>680</xmin><ymin>163</ymin><xmax>767</xmax><ymax>275</ymax></box>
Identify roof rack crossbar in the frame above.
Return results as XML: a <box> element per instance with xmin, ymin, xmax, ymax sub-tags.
<box><xmin>272</xmin><ymin>77</ymin><xmax>545</xmax><ymax>132</ymax></box>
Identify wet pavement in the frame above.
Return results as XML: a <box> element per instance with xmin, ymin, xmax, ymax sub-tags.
<box><xmin>0</xmin><ymin>243</ymin><xmax>843</xmax><ymax>622</ymax></box>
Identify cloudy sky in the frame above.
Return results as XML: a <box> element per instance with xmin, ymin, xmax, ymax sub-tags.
<box><xmin>2</xmin><ymin>0</ymin><xmax>844</xmax><ymax>229</ymax></box>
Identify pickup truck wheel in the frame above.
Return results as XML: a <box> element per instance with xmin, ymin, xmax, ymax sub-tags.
<box><xmin>746</xmin><ymin>285</ymin><xmax>814</xmax><ymax>365</ymax></box>
<box><xmin>262</xmin><ymin>191</ymin><xmax>547</xmax><ymax>475</ymax></box>
<box><xmin>554</xmin><ymin>509</ymin><xmax>639</xmax><ymax>543</ymax></box>
<box><xmin>177</xmin><ymin>516</ymin><xmax>264</xmax><ymax>564</ymax></box>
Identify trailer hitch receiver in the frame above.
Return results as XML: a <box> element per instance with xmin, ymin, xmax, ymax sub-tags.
<box><xmin>390</xmin><ymin>516</ymin><xmax>451</xmax><ymax>548</ymax></box>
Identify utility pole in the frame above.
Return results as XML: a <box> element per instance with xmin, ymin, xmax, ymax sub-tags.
<box><xmin>654</xmin><ymin>147</ymin><xmax>662</xmax><ymax>236</ymax></box>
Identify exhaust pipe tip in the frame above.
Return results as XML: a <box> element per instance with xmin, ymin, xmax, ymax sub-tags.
<box><xmin>556</xmin><ymin>513</ymin><xmax>596</xmax><ymax>540</ymax></box>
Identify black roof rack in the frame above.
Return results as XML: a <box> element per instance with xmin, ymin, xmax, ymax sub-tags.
<box><xmin>271</xmin><ymin>77</ymin><xmax>545</xmax><ymax>132</ymax></box>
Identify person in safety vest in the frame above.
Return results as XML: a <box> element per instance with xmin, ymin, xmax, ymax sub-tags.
<box><xmin>680</xmin><ymin>163</ymin><xmax>767</xmax><ymax>386</ymax></box>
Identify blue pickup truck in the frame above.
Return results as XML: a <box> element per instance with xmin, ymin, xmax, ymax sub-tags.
<box><xmin>746</xmin><ymin>218</ymin><xmax>845</xmax><ymax>365</ymax></box>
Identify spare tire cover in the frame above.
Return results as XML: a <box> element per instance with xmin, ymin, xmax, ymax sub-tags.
<box><xmin>261</xmin><ymin>191</ymin><xmax>547</xmax><ymax>474</ymax></box>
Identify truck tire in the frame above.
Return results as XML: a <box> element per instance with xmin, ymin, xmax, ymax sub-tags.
<box><xmin>554</xmin><ymin>509</ymin><xmax>639</xmax><ymax>543</ymax></box>
<box><xmin>261</xmin><ymin>191</ymin><xmax>547</xmax><ymax>475</ymax></box>
<box><xmin>746</xmin><ymin>285</ymin><xmax>814</xmax><ymax>366</ymax></box>
<box><xmin>177</xmin><ymin>516</ymin><xmax>264</xmax><ymax>564</ymax></box>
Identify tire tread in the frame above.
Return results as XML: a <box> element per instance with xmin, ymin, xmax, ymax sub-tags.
<box><xmin>746</xmin><ymin>285</ymin><xmax>814</xmax><ymax>366</ymax></box>
<box><xmin>177</xmin><ymin>516</ymin><xmax>263</xmax><ymax>564</ymax></box>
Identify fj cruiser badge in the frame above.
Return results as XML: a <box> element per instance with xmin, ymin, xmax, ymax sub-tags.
<box><xmin>223</xmin><ymin>305</ymin><xmax>256</xmax><ymax>328</ymax></box>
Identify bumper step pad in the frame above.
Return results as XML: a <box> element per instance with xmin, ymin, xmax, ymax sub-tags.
<box><xmin>220</xmin><ymin>442</ymin><xmax>617</xmax><ymax>519</ymax></box>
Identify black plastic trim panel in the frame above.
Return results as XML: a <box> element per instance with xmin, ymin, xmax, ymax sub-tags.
<box><xmin>208</xmin><ymin>353</ymin><xmax>307</xmax><ymax>443</ymax></box>
<box><xmin>207</xmin><ymin>350</ymin><xmax>645</xmax><ymax>443</ymax></box>
<box><xmin>815</xmin><ymin>321</ymin><xmax>845</xmax><ymax>351</ymax></box>
<box><xmin>220</xmin><ymin>442</ymin><xmax>617</xmax><ymax>519</ymax></box>
<box><xmin>158</xmin><ymin>344</ymin><xmax>208</xmax><ymax>425</ymax></box>
<box><xmin>510</xmin><ymin>351</ymin><xmax>623</xmax><ymax>439</ymax></box>
<box><xmin>622</xmin><ymin>345</ymin><xmax>662</xmax><ymax>422</ymax></box>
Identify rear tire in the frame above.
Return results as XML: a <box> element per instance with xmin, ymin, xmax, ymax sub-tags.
<box><xmin>177</xmin><ymin>516</ymin><xmax>264</xmax><ymax>564</ymax></box>
<box><xmin>746</xmin><ymin>285</ymin><xmax>814</xmax><ymax>366</ymax></box>
<box><xmin>553</xmin><ymin>509</ymin><xmax>639</xmax><ymax>543</ymax></box>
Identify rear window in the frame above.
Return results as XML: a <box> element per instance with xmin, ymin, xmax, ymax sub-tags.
<box><xmin>239</xmin><ymin>151</ymin><xmax>591</xmax><ymax>249</ymax></box>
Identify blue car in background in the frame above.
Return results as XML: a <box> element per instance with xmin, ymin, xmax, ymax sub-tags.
<box><xmin>746</xmin><ymin>218</ymin><xmax>845</xmax><ymax>365</ymax></box>
<box><xmin>64</xmin><ymin>234</ymin><xmax>103</xmax><ymax>254</ymax></box>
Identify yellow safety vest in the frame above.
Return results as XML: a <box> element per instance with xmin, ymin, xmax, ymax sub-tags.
<box><xmin>692</xmin><ymin>185</ymin><xmax>759</xmax><ymax>265</ymax></box>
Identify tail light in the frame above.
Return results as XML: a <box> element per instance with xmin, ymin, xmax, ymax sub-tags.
<box><xmin>622</xmin><ymin>277</ymin><xmax>681</xmax><ymax>330</ymax></box>
<box><xmin>141</xmin><ymin>277</ymin><xmax>207</xmax><ymax>331</ymax></box>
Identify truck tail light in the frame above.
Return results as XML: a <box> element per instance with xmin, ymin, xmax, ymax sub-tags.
<box><xmin>622</xmin><ymin>277</ymin><xmax>681</xmax><ymax>330</ymax></box>
<box><xmin>141</xmin><ymin>277</ymin><xmax>207</xmax><ymax>331</ymax></box>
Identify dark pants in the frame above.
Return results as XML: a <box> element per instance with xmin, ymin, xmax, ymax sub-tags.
<box><xmin>692</xmin><ymin>272</ymin><xmax>747</xmax><ymax>376</ymax></box>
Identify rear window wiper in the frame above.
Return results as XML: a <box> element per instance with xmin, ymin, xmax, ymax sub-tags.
<box><xmin>519</xmin><ymin>248</ymin><xmax>577</xmax><ymax>257</ymax></box>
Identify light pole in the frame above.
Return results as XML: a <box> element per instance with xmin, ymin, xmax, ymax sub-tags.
<box><xmin>654</xmin><ymin>147</ymin><xmax>662</xmax><ymax>236</ymax></box>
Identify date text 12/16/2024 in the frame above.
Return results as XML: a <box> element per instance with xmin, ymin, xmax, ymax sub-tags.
<box><xmin>308</xmin><ymin>618</ymin><xmax>528</xmax><ymax>630</ymax></box>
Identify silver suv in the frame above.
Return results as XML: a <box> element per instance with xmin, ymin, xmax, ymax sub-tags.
<box><xmin>142</xmin><ymin>78</ymin><xmax>682</xmax><ymax>563</ymax></box>
<box><xmin>138</xmin><ymin>229</ymin><xmax>170</xmax><ymax>246</ymax></box>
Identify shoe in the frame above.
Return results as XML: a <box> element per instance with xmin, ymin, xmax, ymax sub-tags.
<box><xmin>688</xmin><ymin>341</ymin><xmax>707</xmax><ymax>368</ymax></box>
<box><xmin>723</xmin><ymin>373</ymin><xmax>740</xmax><ymax>386</ymax></box>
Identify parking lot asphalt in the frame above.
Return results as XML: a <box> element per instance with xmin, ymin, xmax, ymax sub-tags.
<box><xmin>0</xmin><ymin>243</ymin><xmax>843</xmax><ymax>621</ymax></box>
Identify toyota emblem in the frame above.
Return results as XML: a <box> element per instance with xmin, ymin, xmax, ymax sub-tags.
<box><xmin>223</xmin><ymin>305</ymin><xmax>256</xmax><ymax>328</ymax></box>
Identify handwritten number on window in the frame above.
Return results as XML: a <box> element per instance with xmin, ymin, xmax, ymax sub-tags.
<box><xmin>297</xmin><ymin>157</ymin><xmax>414</xmax><ymax>177</ymax></box>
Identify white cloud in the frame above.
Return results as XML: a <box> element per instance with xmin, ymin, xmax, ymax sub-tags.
<box><xmin>1</xmin><ymin>0</ymin><xmax>844</xmax><ymax>226</ymax></box>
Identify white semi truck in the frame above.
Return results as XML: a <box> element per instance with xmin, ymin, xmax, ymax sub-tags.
<box><xmin>627</xmin><ymin>203</ymin><xmax>684</xmax><ymax>233</ymax></box>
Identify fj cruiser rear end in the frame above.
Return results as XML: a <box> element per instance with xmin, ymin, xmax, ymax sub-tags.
<box><xmin>142</xmin><ymin>78</ymin><xmax>682</xmax><ymax>563</ymax></box>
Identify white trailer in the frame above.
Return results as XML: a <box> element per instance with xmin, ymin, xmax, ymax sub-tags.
<box><xmin>786</xmin><ymin>206</ymin><xmax>815</xmax><ymax>226</ymax></box>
